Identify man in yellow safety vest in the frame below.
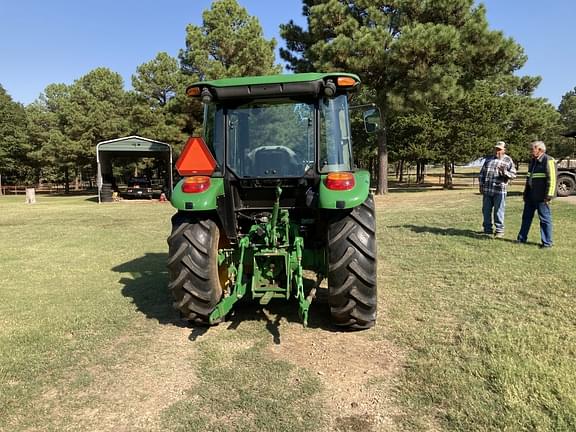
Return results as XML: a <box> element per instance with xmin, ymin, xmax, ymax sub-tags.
<box><xmin>516</xmin><ymin>141</ymin><xmax>557</xmax><ymax>248</ymax></box>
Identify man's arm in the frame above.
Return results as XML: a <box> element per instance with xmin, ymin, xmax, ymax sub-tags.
<box><xmin>504</xmin><ymin>157</ymin><xmax>517</xmax><ymax>179</ymax></box>
<box><xmin>545</xmin><ymin>156</ymin><xmax>557</xmax><ymax>201</ymax></box>
<box><xmin>479</xmin><ymin>159</ymin><xmax>487</xmax><ymax>193</ymax></box>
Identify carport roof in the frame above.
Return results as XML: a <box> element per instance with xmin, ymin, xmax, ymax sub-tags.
<box><xmin>97</xmin><ymin>136</ymin><xmax>171</xmax><ymax>152</ymax></box>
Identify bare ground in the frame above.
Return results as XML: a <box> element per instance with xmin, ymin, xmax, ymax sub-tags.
<box><xmin>269</xmin><ymin>321</ymin><xmax>404</xmax><ymax>432</ymax></box>
<box><xmin>24</xmin><ymin>308</ymin><xmax>404</xmax><ymax>432</ymax></box>
<box><xmin>36</xmin><ymin>323</ymin><xmax>198</xmax><ymax>432</ymax></box>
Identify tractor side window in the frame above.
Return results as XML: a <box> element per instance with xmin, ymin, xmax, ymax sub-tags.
<box><xmin>226</xmin><ymin>101</ymin><xmax>314</xmax><ymax>177</ymax></box>
<box><xmin>203</xmin><ymin>103</ymin><xmax>224</xmax><ymax>176</ymax></box>
<box><xmin>320</xmin><ymin>95</ymin><xmax>353</xmax><ymax>173</ymax></box>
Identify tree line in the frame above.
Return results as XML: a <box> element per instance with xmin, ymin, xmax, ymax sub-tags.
<box><xmin>1</xmin><ymin>0</ymin><xmax>576</xmax><ymax>193</ymax></box>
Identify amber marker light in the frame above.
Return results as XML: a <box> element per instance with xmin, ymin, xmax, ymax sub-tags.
<box><xmin>182</xmin><ymin>176</ymin><xmax>211</xmax><ymax>193</ymax></box>
<box><xmin>337</xmin><ymin>76</ymin><xmax>357</xmax><ymax>87</ymax></box>
<box><xmin>325</xmin><ymin>172</ymin><xmax>355</xmax><ymax>191</ymax></box>
<box><xmin>186</xmin><ymin>86</ymin><xmax>201</xmax><ymax>97</ymax></box>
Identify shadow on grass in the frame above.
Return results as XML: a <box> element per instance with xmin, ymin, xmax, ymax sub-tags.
<box><xmin>112</xmin><ymin>252</ymin><xmax>182</xmax><ymax>326</ymax></box>
<box><xmin>387</xmin><ymin>184</ymin><xmax>480</xmax><ymax>193</ymax></box>
<box><xmin>388</xmin><ymin>186</ymin><xmax>441</xmax><ymax>193</ymax></box>
<box><xmin>394</xmin><ymin>224</ymin><xmax>540</xmax><ymax>245</ymax></box>
<box><xmin>113</xmin><ymin>253</ymin><xmax>335</xmax><ymax>344</ymax></box>
<box><xmin>393</xmin><ymin>224</ymin><xmax>488</xmax><ymax>239</ymax></box>
<box><xmin>225</xmin><ymin>296</ymin><xmax>336</xmax><ymax>344</ymax></box>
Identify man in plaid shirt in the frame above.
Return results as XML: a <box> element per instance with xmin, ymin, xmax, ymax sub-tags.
<box><xmin>479</xmin><ymin>141</ymin><xmax>517</xmax><ymax>237</ymax></box>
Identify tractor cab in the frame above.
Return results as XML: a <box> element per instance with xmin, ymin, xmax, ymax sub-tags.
<box><xmin>201</xmin><ymin>89</ymin><xmax>355</xmax><ymax>179</ymax></box>
<box><xmin>172</xmin><ymin>73</ymin><xmax>376</xmax><ymax>237</ymax></box>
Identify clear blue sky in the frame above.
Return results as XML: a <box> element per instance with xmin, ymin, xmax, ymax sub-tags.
<box><xmin>0</xmin><ymin>0</ymin><xmax>574</xmax><ymax>107</ymax></box>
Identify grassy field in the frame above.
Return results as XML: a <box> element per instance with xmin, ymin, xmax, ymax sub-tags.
<box><xmin>0</xmin><ymin>188</ymin><xmax>575</xmax><ymax>431</ymax></box>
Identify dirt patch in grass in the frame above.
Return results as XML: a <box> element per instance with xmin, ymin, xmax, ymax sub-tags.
<box><xmin>558</xmin><ymin>195</ymin><xmax>576</xmax><ymax>205</ymax></box>
<box><xmin>39</xmin><ymin>323</ymin><xmax>198</xmax><ymax>432</ymax></box>
<box><xmin>268</xmin><ymin>321</ymin><xmax>404</xmax><ymax>432</ymax></box>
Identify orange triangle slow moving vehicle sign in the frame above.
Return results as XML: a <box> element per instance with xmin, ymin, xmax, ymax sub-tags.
<box><xmin>176</xmin><ymin>136</ymin><xmax>217</xmax><ymax>176</ymax></box>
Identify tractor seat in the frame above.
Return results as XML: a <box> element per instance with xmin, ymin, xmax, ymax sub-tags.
<box><xmin>251</xmin><ymin>146</ymin><xmax>300</xmax><ymax>177</ymax></box>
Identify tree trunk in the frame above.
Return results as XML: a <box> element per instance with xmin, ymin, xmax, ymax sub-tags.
<box><xmin>64</xmin><ymin>166</ymin><xmax>70</xmax><ymax>194</ymax></box>
<box><xmin>398</xmin><ymin>160</ymin><xmax>404</xmax><ymax>182</ymax></box>
<box><xmin>376</xmin><ymin>123</ymin><xmax>388</xmax><ymax>194</ymax></box>
<box><xmin>74</xmin><ymin>172</ymin><xmax>80</xmax><ymax>191</ymax></box>
<box><xmin>443</xmin><ymin>162</ymin><xmax>453</xmax><ymax>189</ymax></box>
<box><xmin>417</xmin><ymin>162</ymin><xmax>426</xmax><ymax>183</ymax></box>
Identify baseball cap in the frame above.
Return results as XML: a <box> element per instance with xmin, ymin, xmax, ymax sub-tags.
<box><xmin>494</xmin><ymin>141</ymin><xmax>506</xmax><ymax>150</ymax></box>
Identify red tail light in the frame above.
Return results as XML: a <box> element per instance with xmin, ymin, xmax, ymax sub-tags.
<box><xmin>182</xmin><ymin>176</ymin><xmax>211</xmax><ymax>193</ymax></box>
<box><xmin>325</xmin><ymin>172</ymin><xmax>355</xmax><ymax>191</ymax></box>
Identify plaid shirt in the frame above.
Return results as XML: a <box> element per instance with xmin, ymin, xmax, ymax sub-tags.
<box><xmin>479</xmin><ymin>154</ymin><xmax>517</xmax><ymax>195</ymax></box>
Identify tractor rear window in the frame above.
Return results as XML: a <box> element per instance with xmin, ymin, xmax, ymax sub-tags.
<box><xmin>319</xmin><ymin>95</ymin><xmax>353</xmax><ymax>173</ymax></box>
<box><xmin>225</xmin><ymin>100</ymin><xmax>315</xmax><ymax>178</ymax></box>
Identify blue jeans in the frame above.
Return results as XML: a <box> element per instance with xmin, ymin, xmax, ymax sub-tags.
<box><xmin>517</xmin><ymin>200</ymin><xmax>553</xmax><ymax>246</ymax></box>
<box><xmin>482</xmin><ymin>193</ymin><xmax>506</xmax><ymax>233</ymax></box>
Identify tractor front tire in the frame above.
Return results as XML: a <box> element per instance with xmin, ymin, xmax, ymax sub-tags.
<box><xmin>167</xmin><ymin>213</ymin><xmax>224</xmax><ymax>325</ymax></box>
<box><xmin>327</xmin><ymin>195</ymin><xmax>377</xmax><ymax>329</ymax></box>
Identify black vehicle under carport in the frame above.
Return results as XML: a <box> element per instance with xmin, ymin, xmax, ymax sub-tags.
<box><xmin>96</xmin><ymin>136</ymin><xmax>173</xmax><ymax>203</ymax></box>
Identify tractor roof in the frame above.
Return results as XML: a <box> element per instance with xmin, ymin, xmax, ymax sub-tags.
<box><xmin>189</xmin><ymin>72</ymin><xmax>360</xmax><ymax>88</ymax></box>
<box><xmin>186</xmin><ymin>72</ymin><xmax>361</xmax><ymax>101</ymax></box>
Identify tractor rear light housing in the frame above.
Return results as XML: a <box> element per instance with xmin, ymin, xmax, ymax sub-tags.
<box><xmin>182</xmin><ymin>176</ymin><xmax>211</xmax><ymax>193</ymax></box>
<box><xmin>325</xmin><ymin>172</ymin><xmax>355</xmax><ymax>191</ymax></box>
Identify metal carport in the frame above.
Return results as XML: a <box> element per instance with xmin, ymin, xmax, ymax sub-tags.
<box><xmin>96</xmin><ymin>136</ymin><xmax>173</xmax><ymax>203</ymax></box>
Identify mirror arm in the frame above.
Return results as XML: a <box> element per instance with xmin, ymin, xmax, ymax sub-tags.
<box><xmin>349</xmin><ymin>103</ymin><xmax>377</xmax><ymax>111</ymax></box>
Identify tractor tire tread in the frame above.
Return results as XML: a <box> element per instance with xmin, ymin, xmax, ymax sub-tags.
<box><xmin>327</xmin><ymin>195</ymin><xmax>377</xmax><ymax>330</ymax></box>
<box><xmin>167</xmin><ymin>213</ymin><xmax>223</xmax><ymax>325</ymax></box>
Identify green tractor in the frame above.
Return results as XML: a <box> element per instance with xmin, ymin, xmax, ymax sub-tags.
<box><xmin>167</xmin><ymin>73</ymin><xmax>378</xmax><ymax>329</ymax></box>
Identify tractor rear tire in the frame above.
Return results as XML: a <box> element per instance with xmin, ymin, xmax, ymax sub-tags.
<box><xmin>327</xmin><ymin>195</ymin><xmax>377</xmax><ymax>329</ymax></box>
<box><xmin>167</xmin><ymin>212</ymin><xmax>224</xmax><ymax>325</ymax></box>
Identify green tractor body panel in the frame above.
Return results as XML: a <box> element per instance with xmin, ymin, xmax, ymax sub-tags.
<box><xmin>318</xmin><ymin>170</ymin><xmax>371</xmax><ymax>209</ymax></box>
<box><xmin>170</xmin><ymin>177</ymin><xmax>224</xmax><ymax>211</ymax></box>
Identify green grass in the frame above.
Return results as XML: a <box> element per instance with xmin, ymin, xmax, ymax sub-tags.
<box><xmin>0</xmin><ymin>190</ymin><xmax>575</xmax><ymax>431</ymax></box>
<box><xmin>378</xmin><ymin>189</ymin><xmax>576</xmax><ymax>430</ymax></box>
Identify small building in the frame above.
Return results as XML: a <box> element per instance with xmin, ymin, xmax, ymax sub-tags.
<box><xmin>96</xmin><ymin>136</ymin><xmax>173</xmax><ymax>203</ymax></box>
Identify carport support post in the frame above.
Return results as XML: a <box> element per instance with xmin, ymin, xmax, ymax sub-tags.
<box><xmin>96</xmin><ymin>157</ymin><xmax>102</xmax><ymax>203</ymax></box>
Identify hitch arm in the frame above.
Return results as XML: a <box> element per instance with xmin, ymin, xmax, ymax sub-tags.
<box><xmin>209</xmin><ymin>236</ymin><xmax>249</xmax><ymax>324</ymax></box>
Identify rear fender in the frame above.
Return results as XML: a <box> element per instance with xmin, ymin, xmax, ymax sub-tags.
<box><xmin>318</xmin><ymin>170</ymin><xmax>370</xmax><ymax>209</ymax></box>
<box><xmin>170</xmin><ymin>177</ymin><xmax>224</xmax><ymax>211</ymax></box>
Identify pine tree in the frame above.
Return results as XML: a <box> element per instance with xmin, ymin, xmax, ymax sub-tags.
<box><xmin>281</xmin><ymin>0</ymin><xmax>528</xmax><ymax>193</ymax></box>
<box><xmin>0</xmin><ymin>85</ymin><xmax>31</xmax><ymax>185</ymax></box>
<box><xmin>180</xmin><ymin>0</ymin><xmax>280</xmax><ymax>80</ymax></box>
